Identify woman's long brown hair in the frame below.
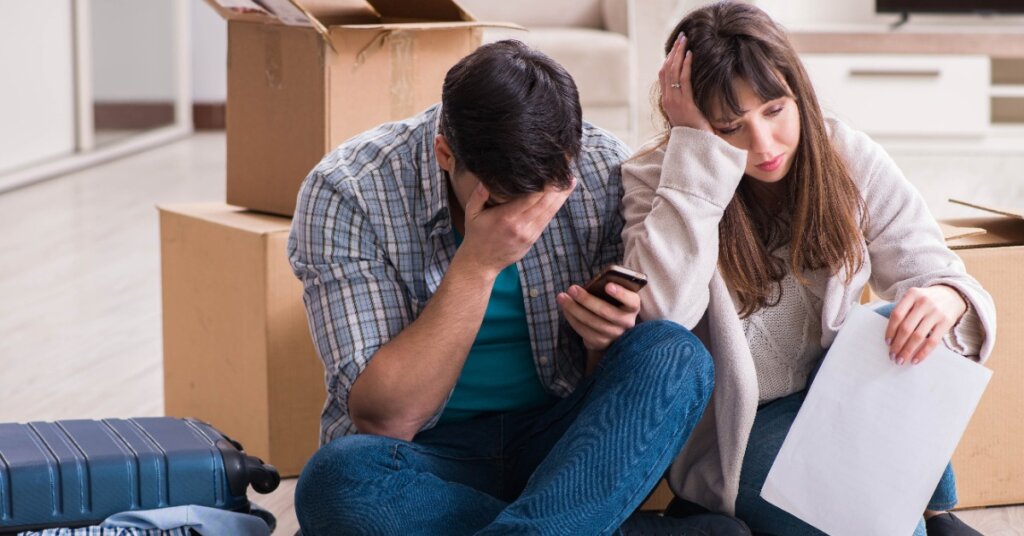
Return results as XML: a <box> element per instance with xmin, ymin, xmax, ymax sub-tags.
<box><xmin>655</xmin><ymin>1</ymin><xmax>867</xmax><ymax>317</ymax></box>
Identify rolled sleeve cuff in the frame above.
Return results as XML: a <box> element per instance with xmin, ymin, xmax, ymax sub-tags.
<box><xmin>943</xmin><ymin>299</ymin><xmax>984</xmax><ymax>358</ymax></box>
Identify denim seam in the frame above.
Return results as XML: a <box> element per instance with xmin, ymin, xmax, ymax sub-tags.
<box><xmin>597</xmin><ymin>345</ymin><xmax>713</xmax><ymax>536</ymax></box>
<box><xmin>390</xmin><ymin>443</ymin><xmax>401</xmax><ymax>472</ymax></box>
<box><xmin>400</xmin><ymin>441</ymin><xmax>496</xmax><ymax>462</ymax></box>
<box><xmin>926</xmin><ymin>499</ymin><xmax>958</xmax><ymax>511</ymax></box>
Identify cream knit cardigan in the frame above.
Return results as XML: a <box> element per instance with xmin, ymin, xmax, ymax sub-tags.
<box><xmin>621</xmin><ymin>119</ymin><xmax>997</xmax><ymax>514</ymax></box>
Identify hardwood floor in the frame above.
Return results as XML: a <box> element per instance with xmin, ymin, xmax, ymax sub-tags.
<box><xmin>0</xmin><ymin>132</ymin><xmax>1021</xmax><ymax>534</ymax></box>
<box><xmin>256</xmin><ymin>479</ymin><xmax>299</xmax><ymax>535</ymax></box>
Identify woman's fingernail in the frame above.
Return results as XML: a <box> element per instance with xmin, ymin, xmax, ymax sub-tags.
<box><xmin>607</xmin><ymin>283</ymin><xmax>618</xmax><ymax>294</ymax></box>
<box><xmin>912</xmin><ymin>358</ymin><xmax>921</xmax><ymax>365</ymax></box>
<box><xmin>568</xmin><ymin>286</ymin><xmax>579</xmax><ymax>297</ymax></box>
<box><xmin>889</xmin><ymin>351</ymin><xmax>895</xmax><ymax>360</ymax></box>
<box><xmin>896</xmin><ymin>358</ymin><xmax>905</xmax><ymax>366</ymax></box>
<box><xmin>885</xmin><ymin>338</ymin><xmax>892</xmax><ymax>346</ymax></box>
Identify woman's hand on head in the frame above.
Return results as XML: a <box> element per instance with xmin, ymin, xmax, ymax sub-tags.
<box><xmin>884</xmin><ymin>285</ymin><xmax>968</xmax><ymax>366</ymax></box>
<box><xmin>660</xmin><ymin>33</ymin><xmax>713</xmax><ymax>133</ymax></box>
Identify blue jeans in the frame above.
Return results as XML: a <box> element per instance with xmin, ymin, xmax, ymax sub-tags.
<box><xmin>295</xmin><ymin>320</ymin><xmax>745</xmax><ymax>535</ymax></box>
<box><xmin>734</xmin><ymin>303</ymin><xmax>958</xmax><ymax>536</ymax></box>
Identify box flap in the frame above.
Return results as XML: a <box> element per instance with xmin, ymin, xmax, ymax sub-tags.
<box><xmin>943</xmin><ymin>217</ymin><xmax>1024</xmax><ymax>250</ymax></box>
<box><xmin>939</xmin><ymin>222</ymin><xmax>987</xmax><ymax>242</ymax></box>
<box><xmin>294</xmin><ymin>0</ymin><xmax>474</xmax><ymax>25</ymax></box>
<box><xmin>943</xmin><ymin>199</ymin><xmax>1024</xmax><ymax>249</ymax></box>
<box><xmin>950</xmin><ymin>198</ymin><xmax>1024</xmax><ymax>220</ymax></box>
<box><xmin>203</xmin><ymin>0</ymin><xmax>328</xmax><ymax>31</ymax></box>
<box><xmin>364</xmin><ymin>0</ymin><xmax>472</xmax><ymax>23</ymax></box>
<box><xmin>202</xmin><ymin>0</ymin><xmax>278</xmax><ymax>23</ymax></box>
<box><xmin>256</xmin><ymin>0</ymin><xmax>318</xmax><ymax>26</ymax></box>
<box><xmin>206</xmin><ymin>0</ymin><xmax>486</xmax><ymax>26</ymax></box>
<box><xmin>338</xmin><ymin>20</ymin><xmax>524</xmax><ymax>31</ymax></box>
<box><xmin>290</xmin><ymin>0</ymin><xmax>380</xmax><ymax>25</ymax></box>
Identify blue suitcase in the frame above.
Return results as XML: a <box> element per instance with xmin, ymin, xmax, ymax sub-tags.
<box><xmin>0</xmin><ymin>417</ymin><xmax>280</xmax><ymax>534</ymax></box>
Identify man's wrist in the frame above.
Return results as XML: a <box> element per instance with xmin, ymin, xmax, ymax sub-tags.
<box><xmin>449</xmin><ymin>248</ymin><xmax>502</xmax><ymax>286</ymax></box>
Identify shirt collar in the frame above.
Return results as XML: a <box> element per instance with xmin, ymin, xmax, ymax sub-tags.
<box><xmin>421</xmin><ymin>104</ymin><xmax>453</xmax><ymax>239</ymax></box>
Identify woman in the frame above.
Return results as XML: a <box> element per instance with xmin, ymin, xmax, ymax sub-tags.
<box><xmin>620</xmin><ymin>2</ymin><xmax>996</xmax><ymax>535</ymax></box>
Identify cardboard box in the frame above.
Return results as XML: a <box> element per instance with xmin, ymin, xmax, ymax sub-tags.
<box><xmin>159</xmin><ymin>203</ymin><xmax>325</xmax><ymax>477</ymax></box>
<box><xmin>203</xmin><ymin>0</ymin><xmax>517</xmax><ymax>216</ymax></box>
<box><xmin>941</xmin><ymin>200</ymin><xmax>1024</xmax><ymax>509</ymax></box>
<box><xmin>640</xmin><ymin>480</ymin><xmax>674</xmax><ymax>511</ymax></box>
<box><xmin>864</xmin><ymin>200</ymin><xmax>1023</xmax><ymax>508</ymax></box>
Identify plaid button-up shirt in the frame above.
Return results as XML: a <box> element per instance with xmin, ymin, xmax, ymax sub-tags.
<box><xmin>289</xmin><ymin>105</ymin><xmax>631</xmax><ymax>443</ymax></box>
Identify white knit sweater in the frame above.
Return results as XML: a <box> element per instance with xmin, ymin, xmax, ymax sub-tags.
<box><xmin>742</xmin><ymin>249</ymin><xmax>826</xmax><ymax>404</ymax></box>
<box><xmin>745</xmin><ymin>246</ymin><xmax>984</xmax><ymax>404</ymax></box>
<box><xmin>621</xmin><ymin>118</ymin><xmax>996</xmax><ymax>514</ymax></box>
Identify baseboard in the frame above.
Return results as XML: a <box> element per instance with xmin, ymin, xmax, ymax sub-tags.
<box><xmin>91</xmin><ymin>102</ymin><xmax>226</xmax><ymax>131</ymax></box>
<box><xmin>193</xmin><ymin>103</ymin><xmax>226</xmax><ymax>130</ymax></box>
<box><xmin>94</xmin><ymin>102</ymin><xmax>175</xmax><ymax>130</ymax></box>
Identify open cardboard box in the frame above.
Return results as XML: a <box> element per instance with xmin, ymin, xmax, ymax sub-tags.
<box><xmin>940</xmin><ymin>199</ymin><xmax>1024</xmax><ymax>508</ymax></box>
<box><xmin>203</xmin><ymin>0</ymin><xmax>520</xmax><ymax>216</ymax></box>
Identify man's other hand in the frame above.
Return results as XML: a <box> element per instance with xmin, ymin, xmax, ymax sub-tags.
<box><xmin>557</xmin><ymin>282</ymin><xmax>641</xmax><ymax>372</ymax></box>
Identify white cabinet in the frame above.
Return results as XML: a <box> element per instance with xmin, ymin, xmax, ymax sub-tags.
<box><xmin>800</xmin><ymin>54</ymin><xmax>990</xmax><ymax>137</ymax></box>
<box><xmin>0</xmin><ymin>0</ymin><xmax>192</xmax><ymax>193</ymax></box>
<box><xmin>0</xmin><ymin>1</ymin><xmax>76</xmax><ymax>175</ymax></box>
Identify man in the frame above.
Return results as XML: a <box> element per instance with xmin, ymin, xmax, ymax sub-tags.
<box><xmin>289</xmin><ymin>40</ymin><xmax>747</xmax><ymax>535</ymax></box>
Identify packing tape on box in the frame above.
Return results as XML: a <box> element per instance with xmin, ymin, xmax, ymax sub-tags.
<box><xmin>264</xmin><ymin>28</ymin><xmax>283</xmax><ymax>89</ymax></box>
<box><xmin>354</xmin><ymin>30</ymin><xmax>388</xmax><ymax>70</ymax></box>
<box><xmin>355</xmin><ymin>30</ymin><xmax>416</xmax><ymax>119</ymax></box>
<box><xmin>389</xmin><ymin>31</ymin><xmax>415</xmax><ymax>119</ymax></box>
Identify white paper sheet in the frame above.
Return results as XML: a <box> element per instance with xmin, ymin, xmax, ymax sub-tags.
<box><xmin>761</xmin><ymin>305</ymin><xmax>992</xmax><ymax>536</ymax></box>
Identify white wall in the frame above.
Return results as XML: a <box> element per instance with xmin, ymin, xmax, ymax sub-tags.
<box><xmin>0</xmin><ymin>0</ymin><xmax>76</xmax><ymax>174</ymax></box>
<box><xmin>91</xmin><ymin>0</ymin><xmax>177</xmax><ymax>101</ymax></box>
<box><xmin>191</xmin><ymin>0</ymin><xmax>227</xmax><ymax>103</ymax></box>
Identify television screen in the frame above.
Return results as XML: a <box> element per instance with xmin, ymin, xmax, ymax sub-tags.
<box><xmin>877</xmin><ymin>0</ymin><xmax>1024</xmax><ymax>13</ymax></box>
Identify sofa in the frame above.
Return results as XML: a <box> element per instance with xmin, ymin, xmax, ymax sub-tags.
<box><xmin>459</xmin><ymin>0</ymin><xmax>682</xmax><ymax>147</ymax></box>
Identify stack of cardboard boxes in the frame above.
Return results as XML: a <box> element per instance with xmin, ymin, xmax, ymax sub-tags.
<box><xmin>159</xmin><ymin>0</ymin><xmax>499</xmax><ymax>477</ymax></box>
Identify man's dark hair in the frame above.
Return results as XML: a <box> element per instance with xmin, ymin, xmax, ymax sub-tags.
<box><xmin>440</xmin><ymin>40</ymin><xmax>582</xmax><ymax>198</ymax></box>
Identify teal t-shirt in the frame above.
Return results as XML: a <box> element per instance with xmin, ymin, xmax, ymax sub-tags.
<box><xmin>439</xmin><ymin>232</ymin><xmax>554</xmax><ymax>423</ymax></box>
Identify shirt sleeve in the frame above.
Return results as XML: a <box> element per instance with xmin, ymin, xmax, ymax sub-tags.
<box><xmin>288</xmin><ymin>169</ymin><xmax>414</xmax><ymax>436</ymax></box>
<box><xmin>839</xmin><ymin>122</ymin><xmax>995</xmax><ymax>361</ymax></box>
<box><xmin>943</xmin><ymin>294</ymin><xmax>984</xmax><ymax>355</ymax></box>
<box><xmin>621</xmin><ymin>128</ymin><xmax>747</xmax><ymax>329</ymax></box>
<box><xmin>590</xmin><ymin>136</ymin><xmax>632</xmax><ymax>275</ymax></box>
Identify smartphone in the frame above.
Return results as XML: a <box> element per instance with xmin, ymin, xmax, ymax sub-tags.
<box><xmin>583</xmin><ymin>264</ymin><xmax>648</xmax><ymax>308</ymax></box>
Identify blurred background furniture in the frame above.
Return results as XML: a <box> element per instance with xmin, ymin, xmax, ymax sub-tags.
<box><xmin>460</xmin><ymin>0</ymin><xmax>681</xmax><ymax>147</ymax></box>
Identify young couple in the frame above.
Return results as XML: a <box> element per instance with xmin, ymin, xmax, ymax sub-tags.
<box><xmin>288</xmin><ymin>2</ymin><xmax>994</xmax><ymax>534</ymax></box>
